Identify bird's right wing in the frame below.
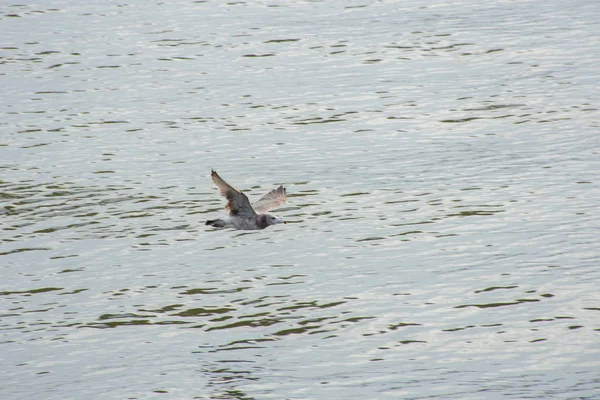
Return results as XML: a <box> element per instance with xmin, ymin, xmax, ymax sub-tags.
<box><xmin>252</xmin><ymin>185</ymin><xmax>288</xmax><ymax>214</ymax></box>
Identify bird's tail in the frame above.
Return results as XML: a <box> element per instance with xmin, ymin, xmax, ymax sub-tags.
<box><xmin>205</xmin><ymin>219</ymin><xmax>226</xmax><ymax>228</ymax></box>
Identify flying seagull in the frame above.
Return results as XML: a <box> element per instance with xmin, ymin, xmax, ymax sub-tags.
<box><xmin>206</xmin><ymin>170</ymin><xmax>288</xmax><ymax>230</ymax></box>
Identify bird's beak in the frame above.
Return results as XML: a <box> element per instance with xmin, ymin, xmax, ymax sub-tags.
<box><xmin>284</xmin><ymin>220</ymin><xmax>287</xmax><ymax>224</ymax></box>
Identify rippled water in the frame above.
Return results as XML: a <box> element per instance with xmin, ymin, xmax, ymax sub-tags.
<box><xmin>2</xmin><ymin>1</ymin><xmax>599</xmax><ymax>399</ymax></box>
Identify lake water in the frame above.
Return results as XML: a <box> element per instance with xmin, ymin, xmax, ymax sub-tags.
<box><xmin>2</xmin><ymin>1</ymin><xmax>599</xmax><ymax>399</ymax></box>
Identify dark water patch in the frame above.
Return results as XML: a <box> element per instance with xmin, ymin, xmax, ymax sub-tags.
<box><xmin>266</xmin><ymin>281</ymin><xmax>304</xmax><ymax>287</ymax></box>
<box><xmin>390</xmin><ymin>221</ymin><xmax>434</xmax><ymax>227</ymax></box>
<box><xmin>118</xmin><ymin>212</ymin><xmax>153</xmax><ymax>219</ymax></box>
<box><xmin>98</xmin><ymin>120</ymin><xmax>129</xmax><ymax>124</ymax></box>
<box><xmin>464</xmin><ymin>104</ymin><xmax>526</xmax><ymax>111</ymax></box>
<box><xmin>443</xmin><ymin>325</ymin><xmax>477</xmax><ymax>332</ymax></box>
<box><xmin>298</xmin><ymin>316</ymin><xmax>337</xmax><ymax>326</ymax></box>
<box><xmin>445</xmin><ymin>209</ymin><xmax>503</xmax><ymax>217</ymax></box>
<box><xmin>529</xmin><ymin>318</ymin><xmax>555</xmax><ymax>323</ymax></box>
<box><xmin>219</xmin><ymin>338</ymin><xmax>277</xmax><ymax>348</ymax></box>
<box><xmin>474</xmin><ymin>286</ymin><xmax>518</xmax><ymax>293</ymax></box>
<box><xmin>356</xmin><ymin>236</ymin><xmax>385</xmax><ymax>242</ymax></box>
<box><xmin>47</xmin><ymin>63</ymin><xmax>80</xmax><ymax>69</ymax></box>
<box><xmin>398</xmin><ymin>340</ymin><xmax>427</xmax><ymax>345</ymax></box>
<box><xmin>16</xmin><ymin>129</ymin><xmax>43</xmax><ymax>133</ymax></box>
<box><xmin>429</xmin><ymin>42</ymin><xmax>475</xmax><ymax>51</ymax></box>
<box><xmin>273</xmin><ymin>325</ymin><xmax>321</xmax><ymax>336</ymax></box>
<box><xmin>311</xmin><ymin>211</ymin><xmax>331</xmax><ymax>216</ymax></box>
<box><xmin>292</xmin><ymin>117</ymin><xmax>345</xmax><ymax>125</ymax></box>
<box><xmin>385</xmin><ymin>199</ymin><xmax>419</xmax><ymax>204</ymax></box>
<box><xmin>235</xmin><ymin>295</ymin><xmax>289</xmax><ymax>308</ymax></box>
<box><xmin>341</xmin><ymin>192</ymin><xmax>369</xmax><ymax>197</ymax></box>
<box><xmin>239</xmin><ymin>312</ymin><xmax>270</xmax><ymax>319</ymax></box>
<box><xmin>0</xmin><ymin>247</ymin><xmax>51</xmax><ymax>255</ymax></box>
<box><xmin>57</xmin><ymin>267</ymin><xmax>84</xmax><ymax>273</ymax></box>
<box><xmin>390</xmin><ymin>230</ymin><xmax>423</xmax><ymax>237</ymax></box>
<box><xmin>340</xmin><ymin>316</ymin><xmax>374</xmax><ymax>323</ymax></box>
<box><xmin>180</xmin><ymin>287</ymin><xmax>251</xmax><ymax>295</ymax></box>
<box><xmin>242</xmin><ymin>53</ymin><xmax>275</xmax><ymax>57</ymax></box>
<box><xmin>264</xmin><ymin>39</ymin><xmax>300</xmax><ymax>43</ymax></box>
<box><xmin>0</xmin><ymin>287</ymin><xmax>63</xmax><ymax>296</ymax></box>
<box><xmin>455</xmin><ymin>298</ymin><xmax>540</xmax><ymax>309</ymax></box>
<box><xmin>289</xmin><ymin>192</ymin><xmax>319</xmax><ymax>199</ymax></box>
<box><xmin>174</xmin><ymin>307</ymin><xmax>236</xmax><ymax>317</ymax></box>
<box><xmin>99</xmin><ymin>313</ymin><xmax>155</xmax><ymax>321</ymax></box>
<box><xmin>206</xmin><ymin>318</ymin><xmax>282</xmax><ymax>332</ymax></box>
<box><xmin>148</xmin><ymin>224</ymin><xmax>192</xmax><ymax>231</ymax></box>
<box><xmin>58</xmin><ymin>289</ymin><xmax>88</xmax><ymax>295</ymax></box>
<box><xmin>140</xmin><ymin>304</ymin><xmax>184</xmax><ymax>313</ymax></box>
<box><xmin>388</xmin><ymin>321</ymin><xmax>422</xmax><ymax>330</ymax></box>
<box><xmin>34</xmin><ymin>91</ymin><xmax>67</xmax><ymax>94</ymax></box>
<box><xmin>331</xmin><ymin>111</ymin><xmax>359</xmax><ymax>118</ymax></box>
<box><xmin>452</xmin><ymin>203</ymin><xmax>503</xmax><ymax>209</ymax></box>
<box><xmin>33</xmin><ymin>221</ymin><xmax>99</xmax><ymax>234</ymax></box>
<box><xmin>21</xmin><ymin>142</ymin><xmax>49</xmax><ymax>149</ymax></box>
<box><xmin>83</xmin><ymin>320</ymin><xmax>155</xmax><ymax>329</ymax></box>
<box><xmin>278</xmin><ymin>300</ymin><xmax>346</xmax><ymax>311</ymax></box>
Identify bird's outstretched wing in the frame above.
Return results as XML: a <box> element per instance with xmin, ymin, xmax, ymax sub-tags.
<box><xmin>211</xmin><ymin>170</ymin><xmax>256</xmax><ymax>217</ymax></box>
<box><xmin>252</xmin><ymin>185</ymin><xmax>288</xmax><ymax>214</ymax></box>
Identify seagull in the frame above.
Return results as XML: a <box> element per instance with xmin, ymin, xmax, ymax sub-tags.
<box><xmin>206</xmin><ymin>170</ymin><xmax>288</xmax><ymax>230</ymax></box>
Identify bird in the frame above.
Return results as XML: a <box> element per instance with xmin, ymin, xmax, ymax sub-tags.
<box><xmin>206</xmin><ymin>170</ymin><xmax>288</xmax><ymax>230</ymax></box>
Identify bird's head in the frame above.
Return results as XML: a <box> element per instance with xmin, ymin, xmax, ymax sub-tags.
<box><xmin>266</xmin><ymin>214</ymin><xmax>287</xmax><ymax>226</ymax></box>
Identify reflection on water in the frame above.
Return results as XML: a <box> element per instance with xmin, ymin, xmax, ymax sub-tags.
<box><xmin>2</xmin><ymin>0</ymin><xmax>600</xmax><ymax>399</ymax></box>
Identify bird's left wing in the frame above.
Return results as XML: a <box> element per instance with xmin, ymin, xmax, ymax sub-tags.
<box><xmin>211</xmin><ymin>170</ymin><xmax>256</xmax><ymax>217</ymax></box>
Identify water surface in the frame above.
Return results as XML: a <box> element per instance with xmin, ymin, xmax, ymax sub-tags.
<box><xmin>2</xmin><ymin>1</ymin><xmax>599</xmax><ymax>399</ymax></box>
